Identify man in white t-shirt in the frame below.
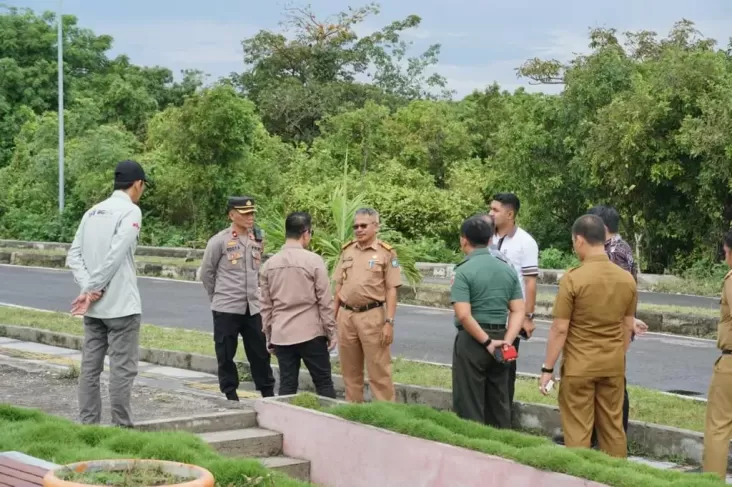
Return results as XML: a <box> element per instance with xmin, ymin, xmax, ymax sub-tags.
<box><xmin>488</xmin><ymin>193</ymin><xmax>539</xmax><ymax>419</ymax></box>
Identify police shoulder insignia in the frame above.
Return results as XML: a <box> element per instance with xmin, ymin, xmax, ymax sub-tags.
<box><xmin>391</xmin><ymin>258</ymin><xmax>399</xmax><ymax>268</ymax></box>
<box><xmin>378</xmin><ymin>241</ymin><xmax>393</xmax><ymax>251</ymax></box>
<box><xmin>342</xmin><ymin>240</ymin><xmax>356</xmax><ymax>250</ymax></box>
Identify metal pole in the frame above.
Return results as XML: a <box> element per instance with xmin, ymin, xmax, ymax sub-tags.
<box><xmin>57</xmin><ymin>0</ymin><xmax>64</xmax><ymax>212</ymax></box>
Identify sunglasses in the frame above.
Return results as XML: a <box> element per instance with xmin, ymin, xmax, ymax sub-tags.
<box><xmin>352</xmin><ymin>223</ymin><xmax>370</xmax><ymax>230</ymax></box>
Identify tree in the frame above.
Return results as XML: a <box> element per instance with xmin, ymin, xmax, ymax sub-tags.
<box><xmin>230</xmin><ymin>2</ymin><xmax>450</xmax><ymax>144</ymax></box>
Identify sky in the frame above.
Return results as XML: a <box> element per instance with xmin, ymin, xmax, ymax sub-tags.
<box><xmin>9</xmin><ymin>0</ymin><xmax>732</xmax><ymax>98</ymax></box>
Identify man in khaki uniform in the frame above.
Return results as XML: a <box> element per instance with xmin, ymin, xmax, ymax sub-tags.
<box><xmin>333</xmin><ymin>207</ymin><xmax>401</xmax><ymax>402</ymax></box>
<box><xmin>539</xmin><ymin>214</ymin><xmax>637</xmax><ymax>458</ymax></box>
<box><xmin>703</xmin><ymin>230</ymin><xmax>732</xmax><ymax>479</ymax></box>
<box><xmin>200</xmin><ymin>196</ymin><xmax>275</xmax><ymax>401</ymax></box>
<box><xmin>260</xmin><ymin>211</ymin><xmax>337</xmax><ymax>398</ymax></box>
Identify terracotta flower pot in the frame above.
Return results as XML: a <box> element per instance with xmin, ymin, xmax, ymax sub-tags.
<box><xmin>42</xmin><ymin>459</ymin><xmax>214</xmax><ymax>487</ymax></box>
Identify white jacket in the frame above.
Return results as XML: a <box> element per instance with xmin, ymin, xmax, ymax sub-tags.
<box><xmin>66</xmin><ymin>190</ymin><xmax>142</xmax><ymax>319</ymax></box>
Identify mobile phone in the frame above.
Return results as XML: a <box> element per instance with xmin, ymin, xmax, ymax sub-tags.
<box><xmin>493</xmin><ymin>347</ymin><xmax>504</xmax><ymax>362</ymax></box>
<box><xmin>544</xmin><ymin>380</ymin><xmax>554</xmax><ymax>393</ymax></box>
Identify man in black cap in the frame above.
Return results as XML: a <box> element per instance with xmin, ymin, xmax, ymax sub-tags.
<box><xmin>66</xmin><ymin>159</ymin><xmax>148</xmax><ymax>427</ymax></box>
<box><xmin>200</xmin><ymin>196</ymin><xmax>276</xmax><ymax>400</ymax></box>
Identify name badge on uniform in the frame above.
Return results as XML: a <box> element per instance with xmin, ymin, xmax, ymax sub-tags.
<box><xmin>368</xmin><ymin>259</ymin><xmax>375</xmax><ymax>269</ymax></box>
<box><xmin>227</xmin><ymin>240</ymin><xmax>237</xmax><ymax>248</ymax></box>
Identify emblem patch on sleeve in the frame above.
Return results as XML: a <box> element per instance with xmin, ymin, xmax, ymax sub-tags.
<box><xmin>391</xmin><ymin>258</ymin><xmax>399</xmax><ymax>268</ymax></box>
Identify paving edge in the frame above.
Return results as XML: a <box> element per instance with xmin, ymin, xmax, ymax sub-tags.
<box><xmin>0</xmin><ymin>259</ymin><xmax>721</xmax><ymax>339</ymax></box>
<box><xmin>1</xmin><ymin>323</ymin><xmax>728</xmax><ymax>468</ymax></box>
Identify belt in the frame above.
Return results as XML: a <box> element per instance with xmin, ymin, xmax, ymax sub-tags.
<box><xmin>457</xmin><ymin>323</ymin><xmax>505</xmax><ymax>332</ymax></box>
<box><xmin>723</xmin><ymin>350</ymin><xmax>732</xmax><ymax>355</ymax></box>
<box><xmin>340</xmin><ymin>301</ymin><xmax>383</xmax><ymax>313</ymax></box>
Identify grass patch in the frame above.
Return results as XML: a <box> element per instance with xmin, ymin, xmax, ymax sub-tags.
<box><xmin>0</xmin><ymin>404</ymin><xmax>310</xmax><ymax>486</ymax></box>
<box><xmin>535</xmin><ymin>292</ymin><xmax>721</xmax><ymax>318</ymax></box>
<box><xmin>291</xmin><ymin>395</ymin><xmax>723</xmax><ymax>487</ymax></box>
<box><xmin>0</xmin><ymin>305</ymin><xmax>709</xmax><ymax>432</ymax></box>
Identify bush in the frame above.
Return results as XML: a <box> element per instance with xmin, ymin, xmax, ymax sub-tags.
<box><xmin>539</xmin><ymin>248</ymin><xmax>579</xmax><ymax>269</ymax></box>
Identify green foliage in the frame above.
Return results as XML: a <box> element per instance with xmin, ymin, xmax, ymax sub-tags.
<box><xmin>1</xmin><ymin>5</ymin><xmax>732</xmax><ymax>277</ymax></box>
<box><xmin>539</xmin><ymin>248</ymin><xmax>580</xmax><ymax>270</ymax></box>
<box><xmin>0</xmin><ymin>404</ymin><xmax>311</xmax><ymax>486</ymax></box>
<box><xmin>303</xmin><ymin>400</ymin><xmax>723</xmax><ymax>487</ymax></box>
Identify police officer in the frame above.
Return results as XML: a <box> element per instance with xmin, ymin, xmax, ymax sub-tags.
<box><xmin>702</xmin><ymin>230</ymin><xmax>732</xmax><ymax>479</ymax></box>
<box><xmin>540</xmin><ymin>215</ymin><xmax>637</xmax><ymax>458</ymax></box>
<box><xmin>200</xmin><ymin>196</ymin><xmax>275</xmax><ymax>400</ymax></box>
<box><xmin>333</xmin><ymin>207</ymin><xmax>401</xmax><ymax>402</ymax></box>
<box><xmin>451</xmin><ymin>215</ymin><xmax>525</xmax><ymax>428</ymax></box>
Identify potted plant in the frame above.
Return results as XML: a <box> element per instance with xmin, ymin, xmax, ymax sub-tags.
<box><xmin>42</xmin><ymin>459</ymin><xmax>214</xmax><ymax>487</ymax></box>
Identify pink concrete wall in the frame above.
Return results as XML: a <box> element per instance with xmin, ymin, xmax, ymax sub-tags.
<box><xmin>253</xmin><ymin>400</ymin><xmax>608</xmax><ymax>487</ymax></box>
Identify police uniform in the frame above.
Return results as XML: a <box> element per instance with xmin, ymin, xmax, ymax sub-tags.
<box><xmin>333</xmin><ymin>239</ymin><xmax>401</xmax><ymax>402</ymax></box>
<box><xmin>551</xmin><ymin>254</ymin><xmax>637</xmax><ymax>458</ymax></box>
<box><xmin>200</xmin><ymin>197</ymin><xmax>275</xmax><ymax>399</ymax></box>
<box><xmin>702</xmin><ymin>269</ymin><xmax>732</xmax><ymax>479</ymax></box>
<box><xmin>450</xmin><ymin>247</ymin><xmax>523</xmax><ymax>428</ymax></box>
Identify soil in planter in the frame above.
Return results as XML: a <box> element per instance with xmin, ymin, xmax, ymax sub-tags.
<box><xmin>58</xmin><ymin>465</ymin><xmax>195</xmax><ymax>486</ymax></box>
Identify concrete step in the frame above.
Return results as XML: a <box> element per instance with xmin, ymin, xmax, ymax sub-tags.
<box><xmin>259</xmin><ymin>456</ymin><xmax>311</xmax><ymax>482</ymax></box>
<box><xmin>135</xmin><ymin>410</ymin><xmax>257</xmax><ymax>434</ymax></box>
<box><xmin>199</xmin><ymin>428</ymin><xmax>283</xmax><ymax>457</ymax></box>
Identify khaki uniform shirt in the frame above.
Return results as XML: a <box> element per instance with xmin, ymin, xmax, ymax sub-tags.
<box><xmin>552</xmin><ymin>254</ymin><xmax>637</xmax><ymax>377</ymax></box>
<box><xmin>718</xmin><ymin>270</ymin><xmax>732</xmax><ymax>352</ymax></box>
<box><xmin>259</xmin><ymin>242</ymin><xmax>336</xmax><ymax>346</ymax></box>
<box><xmin>334</xmin><ymin>239</ymin><xmax>402</xmax><ymax>307</ymax></box>
<box><xmin>200</xmin><ymin>225</ymin><xmax>264</xmax><ymax>315</ymax></box>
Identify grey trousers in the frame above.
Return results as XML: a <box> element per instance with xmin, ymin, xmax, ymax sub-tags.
<box><xmin>78</xmin><ymin>314</ymin><xmax>141</xmax><ymax>427</ymax></box>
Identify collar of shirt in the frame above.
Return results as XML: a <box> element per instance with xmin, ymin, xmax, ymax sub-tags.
<box><xmin>583</xmin><ymin>254</ymin><xmax>610</xmax><ymax>264</ymax></box>
<box><xmin>111</xmin><ymin>190</ymin><xmax>132</xmax><ymax>203</ymax></box>
<box><xmin>355</xmin><ymin>239</ymin><xmax>380</xmax><ymax>251</ymax></box>
<box><xmin>495</xmin><ymin>225</ymin><xmax>518</xmax><ymax>239</ymax></box>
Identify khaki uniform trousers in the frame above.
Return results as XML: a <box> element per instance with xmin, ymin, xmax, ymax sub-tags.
<box><xmin>703</xmin><ymin>355</ymin><xmax>732</xmax><ymax>479</ymax></box>
<box><xmin>337</xmin><ymin>306</ymin><xmax>395</xmax><ymax>402</ymax></box>
<box><xmin>559</xmin><ymin>374</ymin><xmax>627</xmax><ymax>458</ymax></box>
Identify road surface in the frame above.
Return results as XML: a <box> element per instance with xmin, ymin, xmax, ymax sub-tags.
<box><xmin>0</xmin><ymin>265</ymin><xmax>720</xmax><ymax>397</ymax></box>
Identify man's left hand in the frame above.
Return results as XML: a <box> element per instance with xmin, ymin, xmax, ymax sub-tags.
<box><xmin>634</xmin><ymin>318</ymin><xmax>648</xmax><ymax>336</ymax></box>
<box><xmin>381</xmin><ymin>322</ymin><xmax>394</xmax><ymax>347</ymax></box>
<box><xmin>522</xmin><ymin>317</ymin><xmax>536</xmax><ymax>339</ymax></box>
<box><xmin>539</xmin><ymin>372</ymin><xmax>555</xmax><ymax>396</ymax></box>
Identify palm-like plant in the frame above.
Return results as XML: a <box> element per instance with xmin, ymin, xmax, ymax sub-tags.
<box><xmin>258</xmin><ymin>150</ymin><xmax>422</xmax><ymax>286</ymax></box>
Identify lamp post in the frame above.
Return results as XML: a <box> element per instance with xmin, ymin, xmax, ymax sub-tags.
<box><xmin>57</xmin><ymin>0</ymin><xmax>64</xmax><ymax>212</ymax></box>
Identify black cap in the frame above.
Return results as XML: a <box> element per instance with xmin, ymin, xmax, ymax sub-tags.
<box><xmin>228</xmin><ymin>196</ymin><xmax>256</xmax><ymax>214</ymax></box>
<box><xmin>114</xmin><ymin>160</ymin><xmax>148</xmax><ymax>184</ymax></box>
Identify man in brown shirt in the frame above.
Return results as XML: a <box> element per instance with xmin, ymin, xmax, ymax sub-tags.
<box><xmin>333</xmin><ymin>207</ymin><xmax>402</xmax><ymax>402</ymax></box>
<box><xmin>260</xmin><ymin>212</ymin><xmax>337</xmax><ymax>398</ymax></box>
<box><xmin>539</xmin><ymin>214</ymin><xmax>637</xmax><ymax>458</ymax></box>
<box><xmin>702</xmin><ymin>230</ymin><xmax>732</xmax><ymax>479</ymax></box>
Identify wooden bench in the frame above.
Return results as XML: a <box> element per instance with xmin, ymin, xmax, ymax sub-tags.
<box><xmin>0</xmin><ymin>457</ymin><xmax>47</xmax><ymax>487</ymax></box>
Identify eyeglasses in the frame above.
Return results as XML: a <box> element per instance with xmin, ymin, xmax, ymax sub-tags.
<box><xmin>352</xmin><ymin>223</ymin><xmax>370</xmax><ymax>230</ymax></box>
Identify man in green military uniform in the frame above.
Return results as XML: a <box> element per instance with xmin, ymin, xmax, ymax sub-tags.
<box><xmin>451</xmin><ymin>215</ymin><xmax>525</xmax><ymax>428</ymax></box>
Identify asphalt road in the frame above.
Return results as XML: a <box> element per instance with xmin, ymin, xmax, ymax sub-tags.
<box><xmin>0</xmin><ymin>265</ymin><xmax>720</xmax><ymax>397</ymax></box>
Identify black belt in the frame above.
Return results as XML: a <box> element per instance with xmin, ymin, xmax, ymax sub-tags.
<box><xmin>341</xmin><ymin>301</ymin><xmax>383</xmax><ymax>313</ymax></box>
<box><xmin>457</xmin><ymin>323</ymin><xmax>505</xmax><ymax>332</ymax></box>
<box><xmin>723</xmin><ymin>350</ymin><xmax>732</xmax><ymax>355</ymax></box>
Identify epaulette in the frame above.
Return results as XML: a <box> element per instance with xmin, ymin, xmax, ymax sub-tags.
<box><xmin>565</xmin><ymin>265</ymin><xmax>580</xmax><ymax>274</ymax></box>
<box><xmin>342</xmin><ymin>240</ymin><xmax>356</xmax><ymax>250</ymax></box>
<box><xmin>378</xmin><ymin>241</ymin><xmax>393</xmax><ymax>251</ymax></box>
<box><xmin>725</xmin><ymin>270</ymin><xmax>732</xmax><ymax>281</ymax></box>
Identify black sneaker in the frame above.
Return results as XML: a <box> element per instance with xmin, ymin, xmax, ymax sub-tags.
<box><xmin>226</xmin><ymin>391</ymin><xmax>240</xmax><ymax>402</ymax></box>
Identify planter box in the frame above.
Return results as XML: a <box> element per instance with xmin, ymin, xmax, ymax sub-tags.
<box><xmin>254</xmin><ymin>396</ymin><xmax>607</xmax><ymax>487</ymax></box>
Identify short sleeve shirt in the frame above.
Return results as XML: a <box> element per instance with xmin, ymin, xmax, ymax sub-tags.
<box><xmin>490</xmin><ymin>226</ymin><xmax>539</xmax><ymax>298</ymax></box>
<box><xmin>718</xmin><ymin>271</ymin><xmax>732</xmax><ymax>352</ymax></box>
<box><xmin>552</xmin><ymin>254</ymin><xmax>638</xmax><ymax>377</ymax></box>
<box><xmin>450</xmin><ymin>248</ymin><xmax>523</xmax><ymax>328</ymax></box>
<box><xmin>333</xmin><ymin>240</ymin><xmax>402</xmax><ymax>307</ymax></box>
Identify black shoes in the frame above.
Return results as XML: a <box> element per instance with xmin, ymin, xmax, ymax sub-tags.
<box><xmin>226</xmin><ymin>391</ymin><xmax>240</xmax><ymax>402</ymax></box>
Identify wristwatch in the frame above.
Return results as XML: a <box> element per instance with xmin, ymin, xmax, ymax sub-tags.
<box><xmin>482</xmin><ymin>337</ymin><xmax>492</xmax><ymax>348</ymax></box>
<box><xmin>541</xmin><ymin>364</ymin><xmax>554</xmax><ymax>374</ymax></box>
<box><xmin>526</xmin><ymin>313</ymin><xmax>535</xmax><ymax>320</ymax></box>
<box><xmin>385</xmin><ymin>318</ymin><xmax>395</xmax><ymax>326</ymax></box>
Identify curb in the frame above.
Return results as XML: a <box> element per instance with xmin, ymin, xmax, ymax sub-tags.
<box><xmin>0</xmin><ymin>323</ymin><xmax>727</xmax><ymax>468</ymax></box>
